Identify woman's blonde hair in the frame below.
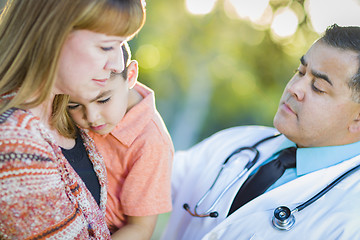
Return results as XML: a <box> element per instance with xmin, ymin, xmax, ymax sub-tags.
<box><xmin>0</xmin><ymin>0</ymin><xmax>146</xmax><ymax>137</ymax></box>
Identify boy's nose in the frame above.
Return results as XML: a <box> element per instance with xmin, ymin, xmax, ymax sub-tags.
<box><xmin>85</xmin><ymin>109</ymin><xmax>100</xmax><ymax>125</ymax></box>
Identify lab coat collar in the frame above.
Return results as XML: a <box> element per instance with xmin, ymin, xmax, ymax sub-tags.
<box><xmin>273</xmin><ymin>138</ymin><xmax>360</xmax><ymax>176</ymax></box>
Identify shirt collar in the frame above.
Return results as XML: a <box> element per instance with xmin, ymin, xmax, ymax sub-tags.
<box><xmin>274</xmin><ymin>137</ymin><xmax>360</xmax><ymax>176</ymax></box>
<box><xmin>109</xmin><ymin>83</ymin><xmax>155</xmax><ymax>147</ymax></box>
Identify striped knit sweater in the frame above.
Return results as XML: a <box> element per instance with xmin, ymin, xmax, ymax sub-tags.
<box><xmin>0</xmin><ymin>108</ymin><xmax>111</xmax><ymax>239</ymax></box>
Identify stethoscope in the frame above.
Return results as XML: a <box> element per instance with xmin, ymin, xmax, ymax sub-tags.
<box><xmin>272</xmin><ymin>162</ymin><xmax>360</xmax><ymax>230</ymax></box>
<box><xmin>183</xmin><ymin>133</ymin><xmax>360</xmax><ymax>231</ymax></box>
<box><xmin>183</xmin><ymin>133</ymin><xmax>281</xmax><ymax>218</ymax></box>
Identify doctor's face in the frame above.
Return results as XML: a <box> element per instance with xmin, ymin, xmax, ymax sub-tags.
<box><xmin>273</xmin><ymin>41</ymin><xmax>360</xmax><ymax>148</ymax></box>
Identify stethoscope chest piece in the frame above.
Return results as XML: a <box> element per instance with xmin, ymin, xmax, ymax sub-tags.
<box><xmin>272</xmin><ymin>206</ymin><xmax>295</xmax><ymax>231</ymax></box>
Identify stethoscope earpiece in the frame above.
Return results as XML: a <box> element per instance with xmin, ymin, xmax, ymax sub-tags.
<box><xmin>183</xmin><ymin>203</ymin><xmax>190</xmax><ymax>211</ymax></box>
<box><xmin>209</xmin><ymin>211</ymin><xmax>219</xmax><ymax>218</ymax></box>
<box><xmin>183</xmin><ymin>203</ymin><xmax>219</xmax><ymax>218</ymax></box>
<box><xmin>272</xmin><ymin>206</ymin><xmax>295</xmax><ymax>231</ymax></box>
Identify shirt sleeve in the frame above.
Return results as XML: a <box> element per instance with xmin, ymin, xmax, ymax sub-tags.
<box><xmin>119</xmin><ymin>124</ymin><xmax>174</xmax><ymax>216</ymax></box>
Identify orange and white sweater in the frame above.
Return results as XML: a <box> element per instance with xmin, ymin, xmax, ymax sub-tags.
<box><xmin>0</xmin><ymin>108</ymin><xmax>111</xmax><ymax>239</ymax></box>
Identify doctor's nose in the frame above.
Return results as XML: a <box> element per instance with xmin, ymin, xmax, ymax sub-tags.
<box><xmin>286</xmin><ymin>77</ymin><xmax>305</xmax><ymax>101</ymax></box>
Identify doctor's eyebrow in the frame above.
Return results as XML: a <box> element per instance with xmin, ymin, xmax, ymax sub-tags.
<box><xmin>300</xmin><ymin>56</ymin><xmax>307</xmax><ymax>66</ymax></box>
<box><xmin>300</xmin><ymin>55</ymin><xmax>333</xmax><ymax>86</ymax></box>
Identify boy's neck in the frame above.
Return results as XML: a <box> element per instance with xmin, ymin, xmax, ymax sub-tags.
<box><xmin>127</xmin><ymin>88</ymin><xmax>143</xmax><ymax>112</ymax></box>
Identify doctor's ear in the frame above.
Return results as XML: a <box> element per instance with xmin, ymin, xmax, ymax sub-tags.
<box><xmin>349</xmin><ymin>112</ymin><xmax>360</xmax><ymax>133</ymax></box>
<box><xmin>127</xmin><ymin>60</ymin><xmax>138</xmax><ymax>89</ymax></box>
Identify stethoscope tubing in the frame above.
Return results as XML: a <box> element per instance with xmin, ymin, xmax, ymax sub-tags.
<box><xmin>294</xmin><ymin>161</ymin><xmax>360</xmax><ymax>212</ymax></box>
<box><xmin>186</xmin><ymin>133</ymin><xmax>282</xmax><ymax>217</ymax></box>
<box><xmin>195</xmin><ymin>168</ymin><xmax>248</xmax><ymax>215</ymax></box>
<box><xmin>273</xmin><ymin>161</ymin><xmax>360</xmax><ymax>231</ymax></box>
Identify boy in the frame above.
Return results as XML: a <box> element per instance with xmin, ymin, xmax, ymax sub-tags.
<box><xmin>67</xmin><ymin>42</ymin><xmax>174</xmax><ymax>239</ymax></box>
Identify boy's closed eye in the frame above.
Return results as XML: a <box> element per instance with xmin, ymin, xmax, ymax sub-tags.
<box><xmin>98</xmin><ymin>97</ymin><xmax>111</xmax><ymax>104</ymax></box>
<box><xmin>68</xmin><ymin>103</ymin><xmax>81</xmax><ymax>110</ymax></box>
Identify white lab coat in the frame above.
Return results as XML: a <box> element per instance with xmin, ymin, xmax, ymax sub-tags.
<box><xmin>161</xmin><ymin>126</ymin><xmax>360</xmax><ymax>240</ymax></box>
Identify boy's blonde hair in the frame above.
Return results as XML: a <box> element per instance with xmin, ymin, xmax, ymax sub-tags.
<box><xmin>0</xmin><ymin>0</ymin><xmax>146</xmax><ymax>137</ymax></box>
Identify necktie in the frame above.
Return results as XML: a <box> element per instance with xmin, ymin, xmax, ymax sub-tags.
<box><xmin>227</xmin><ymin>147</ymin><xmax>297</xmax><ymax>216</ymax></box>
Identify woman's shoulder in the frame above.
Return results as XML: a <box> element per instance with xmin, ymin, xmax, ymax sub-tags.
<box><xmin>0</xmin><ymin>108</ymin><xmax>38</xmax><ymax>129</ymax></box>
<box><xmin>0</xmin><ymin>108</ymin><xmax>53</xmax><ymax>157</ymax></box>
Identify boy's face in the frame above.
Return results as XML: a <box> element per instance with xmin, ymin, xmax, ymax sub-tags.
<box><xmin>68</xmin><ymin>72</ymin><xmax>131</xmax><ymax>135</ymax></box>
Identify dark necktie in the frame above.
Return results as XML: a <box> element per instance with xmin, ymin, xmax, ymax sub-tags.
<box><xmin>227</xmin><ymin>147</ymin><xmax>297</xmax><ymax>216</ymax></box>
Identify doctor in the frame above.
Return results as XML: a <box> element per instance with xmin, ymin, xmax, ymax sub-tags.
<box><xmin>162</xmin><ymin>24</ymin><xmax>360</xmax><ymax>240</ymax></box>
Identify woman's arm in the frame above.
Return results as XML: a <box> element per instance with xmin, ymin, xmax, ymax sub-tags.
<box><xmin>0</xmin><ymin>136</ymin><xmax>89</xmax><ymax>238</ymax></box>
<box><xmin>0</xmin><ymin>111</ymin><xmax>108</xmax><ymax>239</ymax></box>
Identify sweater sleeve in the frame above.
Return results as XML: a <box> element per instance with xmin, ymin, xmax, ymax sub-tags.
<box><xmin>0</xmin><ymin>114</ymin><xmax>92</xmax><ymax>239</ymax></box>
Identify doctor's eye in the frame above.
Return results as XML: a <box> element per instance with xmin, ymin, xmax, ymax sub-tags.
<box><xmin>311</xmin><ymin>80</ymin><xmax>326</xmax><ymax>94</ymax></box>
<box><xmin>294</xmin><ymin>69</ymin><xmax>305</xmax><ymax>77</ymax></box>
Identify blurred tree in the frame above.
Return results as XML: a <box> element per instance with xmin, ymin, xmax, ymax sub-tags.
<box><xmin>131</xmin><ymin>0</ymin><xmax>320</xmax><ymax>149</ymax></box>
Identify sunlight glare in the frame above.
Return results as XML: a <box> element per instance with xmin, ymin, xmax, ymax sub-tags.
<box><xmin>271</xmin><ymin>8</ymin><xmax>298</xmax><ymax>38</ymax></box>
<box><xmin>228</xmin><ymin>0</ymin><xmax>270</xmax><ymax>22</ymax></box>
<box><xmin>185</xmin><ymin>0</ymin><xmax>217</xmax><ymax>15</ymax></box>
<box><xmin>306</xmin><ymin>0</ymin><xmax>360</xmax><ymax>33</ymax></box>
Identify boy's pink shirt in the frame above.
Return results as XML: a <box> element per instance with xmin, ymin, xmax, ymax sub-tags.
<box><xmin>89</xmin><ymin>83</ymin><xmax>174</xmax><ymax>232</ymax></box>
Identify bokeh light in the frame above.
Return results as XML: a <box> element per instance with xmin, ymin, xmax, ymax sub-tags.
<box><xmin>306</xmin><ymin>0</ymin><xmax>360</xmax><ymax>33</ymax></box>
<box><xmin>135</xmin><ymin>44</ymin><xmax>160</xmax><ymax>69</ymax></box>
<box><xmin>185</xmin><ymin>0</ymin><xmax>217</xmax><ymax>15</ymax></box>
<box><xmin>271</xmin><ymin>7</ymin><xmax>299</xmax><ymax>38</ymax></box>
<box><xmin>228</xmin><ymin>0</ymin><xmax>270</xmax><ymax>22</ymax></box>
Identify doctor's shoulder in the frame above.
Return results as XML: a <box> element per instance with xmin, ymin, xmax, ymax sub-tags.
<box><xmin>204</xmin><ymin>125</ymin><xmax>279</xmax><ymax>143</ymax></box>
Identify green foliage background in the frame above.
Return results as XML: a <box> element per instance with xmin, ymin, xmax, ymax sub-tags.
<box><xmin>129</xmin><ymin>0</ymin><xmax>320</xmax><ymax>150</ymax></box>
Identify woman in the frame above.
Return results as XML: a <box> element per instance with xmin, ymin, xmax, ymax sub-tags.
<box><xmin>0</xmin><ymin>0</ymin><xmax>145</xmax><ymax>239</ymax></box>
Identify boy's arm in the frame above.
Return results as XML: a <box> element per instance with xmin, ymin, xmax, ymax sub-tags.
<box><xmin>111</xmin><ymin>215</ymin><xmax>158</xmax><ymax>240</ymax></box>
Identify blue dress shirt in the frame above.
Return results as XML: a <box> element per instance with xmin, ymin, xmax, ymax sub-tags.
<box><xmin>264</xmin><ymin>138</ymin><xmax>360</xmax><ymax>192</ymax></box>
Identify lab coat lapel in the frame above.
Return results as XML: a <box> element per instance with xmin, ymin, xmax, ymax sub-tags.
<box><xmin>217</xmin><ymin>154</ymin><xmax>360</xmax><ymax>230</ymax></box>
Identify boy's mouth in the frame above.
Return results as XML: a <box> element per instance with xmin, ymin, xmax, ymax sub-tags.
<box><xmin>90</xmin><ymin>124</ymin><xmax>106</xmax><ymax>131</ymax></box>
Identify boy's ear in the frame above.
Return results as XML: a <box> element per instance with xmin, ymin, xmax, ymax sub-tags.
<box><xmin>127</xmin><ymin>60</ymin><xmax>138</xmax><ymax>89</ymax></box>
<box><xmin>349</xmin><ymin>112</ymin><xmax>360</xmax><ymax>133</ymax></box>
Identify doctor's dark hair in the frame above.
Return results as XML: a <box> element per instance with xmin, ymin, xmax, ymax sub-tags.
<box><xmin>321</xmin><ymin>24</ymin><xmax>360</xmax><ymax>102</ymax></box>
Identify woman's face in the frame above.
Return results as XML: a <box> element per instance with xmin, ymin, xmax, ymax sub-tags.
<box><xmin>55</xmin><ymin>30</ymin><xmax>127</xmax><ymax>101</ymax></box>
